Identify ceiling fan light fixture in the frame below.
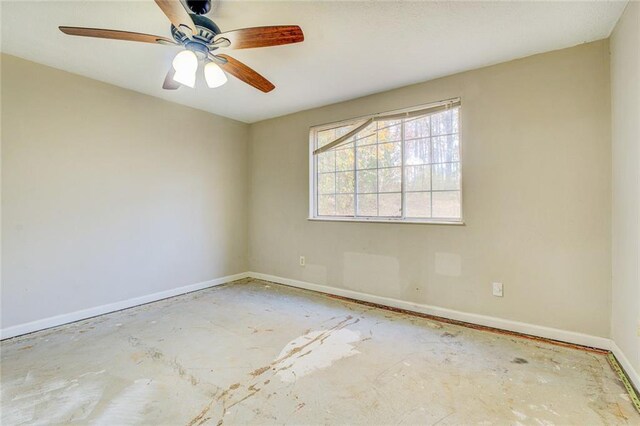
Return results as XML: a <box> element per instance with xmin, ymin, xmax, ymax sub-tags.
<box><xmin>59</xmin><ymin>0</ymin><xmax>304</xmax><ymax>94</ymax></box>
<box><xmin>204</xmin><ymin>61</ymin><xmax>227</xmax><ymax>88</ymax></box>
<box><xmin>172</xmin><ymin>50</ymin><xmax>198</xmax><ymax>88</ymax></box>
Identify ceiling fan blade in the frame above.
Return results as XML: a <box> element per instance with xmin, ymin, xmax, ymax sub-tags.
<box><xmin>59</xmin><ymin>26</ymin><xmax>177</xmax><ymax>45</ymax></box>
<box><xmin>215</xmin><ymin>26</ymin><xmax>304</xmax><ymax>50</ymax></box>
<box><xmin>163</xmin><ymin>67</ymin><xmax>181</xmax><ymax>90</ymax></box>
<box><xmin>154</xmin><ymin>0</ymin><xmax>197</xmax><ymax>36</ymax></box>
<box><xmin>216</xmin><ymin>54</ymin><xmax>275</xmax><ymax>93</ymax></box>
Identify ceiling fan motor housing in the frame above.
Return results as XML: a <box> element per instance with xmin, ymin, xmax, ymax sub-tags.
<box><xmin>184</xmin><ymin>41</ymin><xmax>209</xmax><ymax>59</ymax></box>
<box><xmin>171</xmin><ymin>14</ymin><xmax>221</xmax><ymax>46</ymax></box>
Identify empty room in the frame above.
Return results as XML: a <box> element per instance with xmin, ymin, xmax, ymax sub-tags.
<box><xmin>1</xmin><ymin>0</ymin><xmax>639</xmax><ymax>424</ymax></box>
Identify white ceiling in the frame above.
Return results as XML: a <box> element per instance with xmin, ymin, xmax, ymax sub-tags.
<box><xmin>1</xmin><ymin>0</ymin><xmax>627</xmax><ymax>123</ymax></box>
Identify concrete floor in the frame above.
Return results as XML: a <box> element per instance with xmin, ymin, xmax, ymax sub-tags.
<box><xmin>1</xmin><ymin>279</ymin><xmax>638</xmax><ymax>425</ymax></box>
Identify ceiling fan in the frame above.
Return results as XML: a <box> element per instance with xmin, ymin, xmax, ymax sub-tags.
<box><xmin>59</xmin><ymin>0</ymin><xmax>304</xmax><ymax>93</ymax></box>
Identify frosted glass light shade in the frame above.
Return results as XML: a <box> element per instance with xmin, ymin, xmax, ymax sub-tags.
<box><xmin>204</xmin><ymin>62</ymin><xmax>227</xmax><ymax>88</ymax></box>
<box><xmin>172</xmin><ymin>50</ymin><xmax>198</xmax><ymax>88</ymax></box>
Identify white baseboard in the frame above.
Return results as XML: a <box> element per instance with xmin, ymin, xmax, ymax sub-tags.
<box><xmin>0</xmin><ymin>272</ymin><xmax>249</xmax><ymax>340</ymax></box>
<box><xmin>2</xmin><ymin>270</ymin><xmax>615</xmax><ymax>353</ymax></box>
<box><xmin>610</xmin><ymin>341</ymin><xmax>640</xmax><ymax>392</ymax></box>
<box><xmin>3</xmin><ymin>270</ymin><xmax>636</xmax><ymax>391</ymax></box>
<box><xmin>248</xmin><ymin>271</ymin><xmax>612</xmax><ymax>351</ymax></box>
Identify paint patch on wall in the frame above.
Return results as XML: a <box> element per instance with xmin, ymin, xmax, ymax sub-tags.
<box><xmin>301</xmin><ymin>263</ymin><xmax>328</xmax><ymax>286</ymax></box>
<box><xmin>343</xmin><ymin>252</ymin><xmax>400</xmax><ymax>295</ymax></box>
<box><xmin>434</xmin><ymin>252</ymin><xmax>462</xmax><ymax>277</ymax></box>
<box><xmin>275</xmin><ymin>329</ymin><xmax>361</xmax><ymax>383</ymax></box>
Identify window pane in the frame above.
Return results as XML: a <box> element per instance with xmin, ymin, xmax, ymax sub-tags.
<box><xmin>452</xmin><ymin>108</ymin><xmax>460</xmax><ymax>134</ymax></box>
<box><xmin>336</xmin><ymin>148</ymin><xmax>354</xmax><ymax>171</ymax></box>
<box><xmin>405</xmin><ymin>138</ymin><xmax>430</xmax><ymax>165</ymax></box>
<box><xmin>313</xmin><ymin>104</ymin><xmax>461</xmax><ymax>222</ymax></box>
<box><xmin>432</xmin><ymin>135</ymin><xmax>460</xmax><ymax>163</ymax></box>
<box><xmin>318</xmin><ymin>194</ymin><xmax>336</xmax><ymax>216</ymax></box>
<box><xmin>318</xmin><ymin>173</ymin><xmax>335</xmax><ymax>194</ymax></box>
<box><xmin>404</xmin><ymin>116</ymin><xmax>430</xmax><ymax>139</ymax></box>
<box><xmin>357</xmin><ymin>169</ymin><xmax>377</xmax><ymax>193</ymax></box>
<box><xmin>379</xmin><ymin>167</ymin><xmax>401</xmax><ymax>193</ymax></box>
<box><xmin>405</xmin><ymin>165</ymin><xmax>431</xmax><ymax>191</ymax></box>
<box><xmin>357</xmin><ymin>123</ymin><xmax>377</xmax><ymax>139</ymax></box>
<box><xmin>357</xmin><ymin>194</ymin><xmax>377</xmax><ymax>216</ymax></box>
<box><xmin>356</xmin><ymin>134</ymin><xmax>376</xmax><ymax>147</ymax></box>
<box><xmin>337</xmin><ymin>141</ymin><xmax>354</xmax><ymax>150</ymax></box>
<box><xmin>336</xmin><ymin>126</ymin><xmax>353</xmax><ymax>138</ymax></box>
<box><xmin>356</xmin><ymin>145</ymin><xmax>377</xmax><ymax>169</ymax></box>
<box><xmin>431</xmin><ymin>110</ymin><xmax>454</xmax><ymax>136</ymax></box>
<box><xmin>432</xmin><ymin>191</ymin><xmax>461</xmax><ymax>218</ymax></box>
<box><xmin>377</xmin><ymin>123</ymin><xmax>401</xmax><ymax>143</ymax></box>
<box><xmin>317</xmin><ymin>151</ymin><xmax>335</xmax><ymax>173</ymax></box>
<box><xmin>317</xmin><ymin>126</ymin><xmax>351</xmax><ymax>148</ymax></box>
<box><xmin>336</xmin><ymin>194</ymin><xmax>354</xmax><ymax>216</ymax></box>
<box><xmin>379</xmin><ymin>193</ymin><xmax>401</xmax><ymax>217</ymax></box>
<box><xmin>378</xmin><ymin>142</ymin><xmax>401</xmax><ymax>167</ymax></box>
<box><xmin>336</xmin><ymin>171</ymin><xmax>355</xmax><ymax>193</ymax></box>
<box><xmin>432</xmin><ymin>163</ymin><xmax>461</xmax><ymax>190</ymax></box>
<box><xmin>405</xmin><ymin>192</ymin><xmax>431</xmax><ymax>218</ymax></box>
<box><xmin>317</xmin><ymin>129</ymin><xmax>335</xmax><ymax>149</ymax></box>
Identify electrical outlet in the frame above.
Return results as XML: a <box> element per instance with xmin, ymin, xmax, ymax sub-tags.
<box><xmin>299</xmin><ymin>256</ymin><xmax>305</xmax><ymax>267</ymax></box>
<box><xmin>492</xmin><ymin>282</ymin><xmax>503</xmax><ymax>297</ymax></box>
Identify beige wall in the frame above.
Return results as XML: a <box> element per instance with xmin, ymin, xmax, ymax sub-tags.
<box><xmin>1</xmin><ymin>39</ymin><xmax>618</xmax><ymax>342</ymax></box>
<box><xmin>611</xmin><ymin>1</ymin><xmax>640</xmax><ymax>375</ymax></box>
<box><xmin>248</xmin><ymin>40</ymin><xmax>612</xmax><ymax>337</ymax></box>
<box><xmin>1</xmin><ymin>54</ymin><xmax>249</xmax><ymax>328</ymax></box>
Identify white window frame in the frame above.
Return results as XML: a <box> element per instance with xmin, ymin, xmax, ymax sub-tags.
<box><xmin>308</xmin><ymin>98</ymin><xmax>464</xmax><ymax>225</ymax></box>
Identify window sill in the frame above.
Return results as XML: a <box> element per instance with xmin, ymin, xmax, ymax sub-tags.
<box><xmin>307</xmin><ymin>217</ymin><xmax>465</xmax><ymax>226</ymax></box>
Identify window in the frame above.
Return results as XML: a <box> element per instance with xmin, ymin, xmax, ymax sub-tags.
<box><xmin>310</xmin><ymin>99</ymin><xmax>462</xmax><ymax>223</ymax></box>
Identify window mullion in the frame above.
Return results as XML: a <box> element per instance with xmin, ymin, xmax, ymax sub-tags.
<box><xmin>429</xmin><ymin>116</ymin><xmax>433</xmax><ymax>218</ymax></box>
<box><xmin>354</xmin><ymin>137</ymin><xmax>358</xmax><ymax>217</ymax></box>
<box><xmin>375</xmin><ymin>122</ymin><xmax>379</xmax><ymax>217</ymax></box>
<box><xmin>401</xmin><ymin>118</ymin><xmax>406</xmax><ymax>219</ymax></box>
<box><xmin>315</xmin><ymin>131</ymin><xmax>319</xmax><ymax>217</ymax></box>
<box><xmin>333</xmin><ymin>141</ymin><xmax>337</xmax><ymax>215</ymax></box>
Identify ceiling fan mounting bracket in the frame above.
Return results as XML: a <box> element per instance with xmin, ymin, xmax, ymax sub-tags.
<box><xmin>185</xmin><ymin>0</ymin><xmax>212</xmax><ymax>15</ymax></box>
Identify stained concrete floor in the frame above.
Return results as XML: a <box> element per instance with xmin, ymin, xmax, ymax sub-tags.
<box><xmin>1</xmin><ymin>279</ymin><xmax>639</xmax><ymax>425</ymax></box>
